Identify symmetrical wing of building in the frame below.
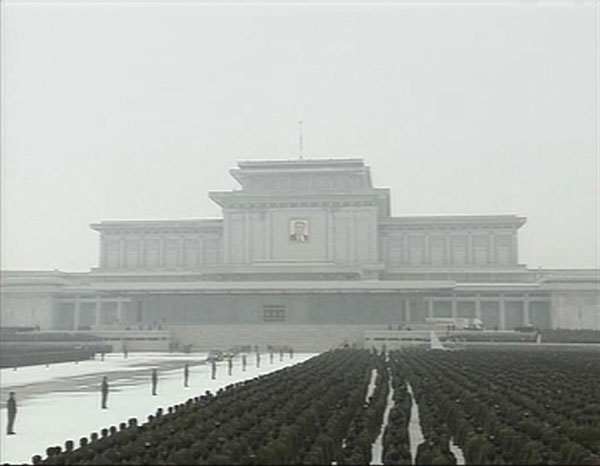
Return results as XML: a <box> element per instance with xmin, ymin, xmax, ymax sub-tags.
<box><xmin>1</xmin><ymin>159</ymin><xmax>598</xmax><ymax>347</ymax></box>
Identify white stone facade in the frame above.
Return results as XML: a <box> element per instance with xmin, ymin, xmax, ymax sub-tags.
<box><xmin>1</xmin><ymin>158</ymin><xmax>598</xmax><ymax>339</ymax></box>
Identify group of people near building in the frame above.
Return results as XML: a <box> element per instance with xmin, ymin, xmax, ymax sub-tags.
<box><xmin>32</xmin><ymin>349</ymin><xmax>390</xmax><ymax>465</ymax></box>
<box><xmin>6</xmin><ymin>345</ymin><xmax>296</xmax><ymax>437</ymax></box>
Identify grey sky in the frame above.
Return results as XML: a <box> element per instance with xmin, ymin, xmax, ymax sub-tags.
<box><xmin>1</xmin><ymin>1</ymin><xmax>598</xmax><ymax>271</ymax></box>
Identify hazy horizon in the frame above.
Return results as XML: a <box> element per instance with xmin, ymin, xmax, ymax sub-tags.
<box><xmin>1</xmin><ymin>1</ymin><xmax>598</xmax><ymax>272</ymax></box>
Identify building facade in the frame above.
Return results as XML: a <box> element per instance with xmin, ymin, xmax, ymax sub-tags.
<box><xmin>1</xmin><ymin>159</ymin><xmax>598</xmax><ymax>349</ymax></box>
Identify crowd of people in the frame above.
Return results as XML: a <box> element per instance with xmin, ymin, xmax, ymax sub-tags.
<box><xmin>384</xmin><ymin>347</ymin><xmax>600</xmax><ymax>465</ymax></box>
<box><xmin>13</xmin><ymin>345</ymin><xmax>600</xmax><ymax>464</ymax></box>
<box><xmin>32</xmin><ymin>349</ymin><xmax>386</xmax><ymax>465</ymax></box>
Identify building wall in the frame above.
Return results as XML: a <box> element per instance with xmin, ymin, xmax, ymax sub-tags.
<box><xmin>0</xmin><ymin>294</ymin><xmax>55</xmax><ymax>328</ymax></box>
<box><xmin>98</xmin><ymin>226</ymin><xmax>222</xmax><ymax>271</ymax></box>
<box><xmin>381</xmin><ymin>227</ymin><xmax>518</xmax><ymax>267</ymax></box>
<box><xmin>171</xmin><ymin>324</ymin><xmax>382</xmax><ymax>352</ymax></box>
<box><xmin>551</xmin><ymin>291</ymin><xmax>600</xmax><ymax>330</ymax></box>
<box><xmin>223</xmin><ymin>206</ymin><xmax>379</xmax><ymax>265</ymax></box>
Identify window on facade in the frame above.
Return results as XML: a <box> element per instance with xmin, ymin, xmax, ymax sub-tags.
<box><xmin>263</xmin><ymin>304</ymin><xmax>286</xmax><ymax>322</ymax></box>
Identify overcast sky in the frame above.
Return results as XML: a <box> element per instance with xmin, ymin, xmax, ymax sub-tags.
<box><xmin>1</xmin><ymin>1</ymin><xmax>598</xmax><ymax>271</ymax></box>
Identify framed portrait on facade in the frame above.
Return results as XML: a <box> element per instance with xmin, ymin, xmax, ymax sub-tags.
<box><xmin>289</xmin><ymin>219</ymin><xmax>309</xmax><ymax>243</ymax></box>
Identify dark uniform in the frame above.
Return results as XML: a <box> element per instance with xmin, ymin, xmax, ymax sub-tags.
<box><xmin>101</xmin><ymin>377</ymin><xmax>109</xmax><ymax>409</ymax></box>
<box><xmin>151</xmin><ymin>369</ymin><xmax>158</xmax><ymax>396</ymax></box>
<box><xmin>242</xmin><ymin>354</ymin><xmax>247</xmax><ymax>371</ymax></box>
<box><xmin>7</xmin><ymin>392</ymin><xmax>17</xmax><ymax>435</ymax></box>
<box><xmin>211</xmin><ymin>359</ymin><xmax>217</xmax><ymax>380</ymax></box>
<box><xmin>184</xmin><ymin>364</ymin><xmax>189</xmax><ymax>387</ymax></box>
<box><xmin>228</xmin><ymin>356</ymin><xmax>233</xmax><ymax>376</ymax></box>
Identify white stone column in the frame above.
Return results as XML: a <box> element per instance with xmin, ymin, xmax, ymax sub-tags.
<box><xmin>223</xmin><ymin>213</ymin><xmax>230</xmax><ymax>263</ymax></box>
<box><xmin>118</xmin><ymin>300</ymin><xmax>124</xmax><ymax>325</ymax></box>
<box><xmin>523</xmin><ymin>297</ymin><xmax>531</xmax><ymax>326</ymax></box>
<box><xmin>95</xmin><ymin>297</ymin><xmax>101</xmax><ymax>327</ymax></box>
<box><xmin>159</xmin><ymin>237</ymin><xmax>166</xmax><ymax>267</ymax></box>
<box><xmin>198</xmin><ymin>237</ymin><xmax>205</xmax><ymax>265</ymax></box>
<box><xmin>179</xmin><ymin>236</ymin><xmax>185</xmax><ymax>267</ymax></box>
<box><xmin>327</xmin><ymin>207</ymin><xmax>334</xmax><ymax>261</ymax></box>
<box><xmin>349</xmin><ymin>209</ymin><xmax>356</xmax><ymax>263</ymax></box>
<box><xmin>475</xmin><ymin>295</ymin><xmax>482</xmax><ymax>320</ymax></box>
<box><xmin>445</xmin><ymin>234</ymin><xmax>451</xmax><ymax>265</ymax></box>
<box><xmin>405</xmin><ymin>299</ymin><xmax>412</xmax><ymax>323</ymax></box>
<box><xmin>119</xmin><ymin>237</ymin><xmax>126</xmax><ymax>269</ymax></box>
<box><xmin>490</xmin><ymin>234</ymin><xmax>496</xmax><ymax>265</ymax></box>
<box><xmin>424</xmin><ymin>234</ymin><xmax>431</xmax><ymax>265</ymax></box>
<box><xmin>467</xmin><ymin>234</ymin><xmax>473</xmax><ymax>265</ymax></box>
<box><xmin>74</xmin><ymin>297</ymin><xmax>80</xmax><ymax>331</ymax></box>
<box><xmin>511</xmin><ymin>231</ymin><xmax>518</xmax><ymax>265</ymax></box>
<box><xmin>499</xmin><ymin>297</ymin><xmax>506</xmax><ymax>330</ymax></box>
<box><xmin>100</xmin><ymin>236</ymin><xmax>107</xmax><ymax>268</ymax></box>
<box><xmin>244</xmin><ymin>211</ymin><xmax>251</xmax><ymax>264</ymax></box>
<box><xmin>427</xmin><ymin>299</ymin><xmax>433</xmax><ymax>319</ymax></box>
<box><xmin>451</xmin><ymin>297</ymin><xmax>458</xmax><ymax>320</ymax></box>
<box><xmin>139</xmin><ymin>235</ymin><xmax>145</xmax><ymax>268</ymax></box>
<box><xmin>265</xmin><ymin>211</ymin><xmax>272</xmax><ymax>261</ymax></box>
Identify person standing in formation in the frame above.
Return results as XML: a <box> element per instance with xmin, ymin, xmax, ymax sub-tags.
<box><xmin>289</xmin><ymin>347</ymin><xmax>294</xmax><ymax>359</ymax></box>
<box><xmin>211</xmin><ymin>359</ymin><xmax>217</xmax><ymax>380</ymax></box>
<box><xmin>101</xmin><ymin>377</ymin><xmax>109</xmax><ymax>409</ymax></box>
<box><xmin>6</xmin><ymin>392</ymin><xmax>17</xmax><ymax>435</ymax></box>
<box><xmin>242</xmin><ymin>354</ymin><xmax>247</xmax><ymax>371</ymax></box>
<box><xmin>228</xmin><ymin>356</ymin><xmax>233</xmax><ymax>376</ymax></box>
<box><xmin>151</xmin><ymin>369</ymin><xmax>158</xmax><ymax>396</ymax></box>
<box><xmin>184</xmin><ymin>363</ymin><xmax>189</xmax><ymax>388</ymax></box>
<box><xmin>256</xmin><ymin>351</ymin><xmax>261</xmax><ymax>368</ymax></box>
<box><xmin>279</xmin><ymin>348</ymin><xmax>284</xmax><ymax>361</ymax></box>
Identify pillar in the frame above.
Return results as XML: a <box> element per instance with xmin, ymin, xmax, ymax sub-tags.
<box><xmin>523</xmin><ymin>297</ymin><xmax>531</xmax><ymax>326</ymax></box>
<box><xmin>405</xmin><ymin>299</ymin><xmax>412</xmax><ymax>323</ymax></box>
<box><xmin>451</xmin><ymin>297</ymin><xmax>458</xmax><ymax>320</ymax></box>
<box><xmin>179</xmin><ymin>236</ymin><xmax>185</xmax><ymax>267</ymax></box>
<box><xmin>490</xmin><ymin>234</ymin><xmax>496</xmax><ymax>264</ymax></box>
<box><xmin>499</xmin><ymin>296</ymin><xmax>506</xmax><ymax>330</ymax></box>
<box><xmin>118</xmin><ymin>300</ymin><xmax>124</xmax><ymax>325</ymax></box>
<box><xmin>119</xmin><ymin>237</ymin><xmax>126</xmax><ymax>269</ymax></box>
<box><xmin>427</xmin><ymin>299</ymin><xmax>433</xmax><ymax>319</ymax></box>
<box><xmin>198</xmin><ymin>237</ymin><xmax>205</xmax><ymax>265</ymax></box>
<box><xmin>74</xmin><ymin>297</ymin><xmax>81</xmax><ymax>331</ymax></box>
<box><xmin>95</xmin><ymin>297</ymin><xmax>101</xmax><ymax>327</ymax></box>
<box><xmin>326</xmin><ymin>207</ymin><xmax>334</xmax><ymax>261</ymax></box>
<box><xmin>511</xmin><ymin>231</ymin><xmax>518</xmax><ymax>265</ymax></box>
<box><xmin>467</xmin><ymin>234</ymin><xmax>473</xmax><ymax>264</ymax></box>
<box><xmin>475</xmin><ymin>295</ymin><xmax>482</xmax><ymax>320</ymax></box>
<box><xmin>349</xmin><ymin>210</ymin><xmax>356</xmax><ymax>263</ymax></box>
<box><xmin>244</xmin><ymin>211</ymin><xmax>251</xmax><ymax>264</ymax></box>
<box><xmin>159</xmin><ymin>237</ymin><xmax>165</xmax><ymax>267</ymax></box>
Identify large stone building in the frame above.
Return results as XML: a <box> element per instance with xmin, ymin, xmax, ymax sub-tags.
<box><xmin>1</xmin><ymin>159</ymin><xmax>598</xmax><ymax>349</ymax></box>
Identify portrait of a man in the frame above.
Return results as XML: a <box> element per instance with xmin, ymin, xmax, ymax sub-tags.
<box><xmin>289</xmin><ymin>219</ymin><xmax>309</xmax><ymax>243</ymax></box>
